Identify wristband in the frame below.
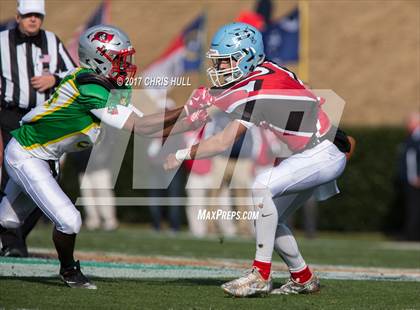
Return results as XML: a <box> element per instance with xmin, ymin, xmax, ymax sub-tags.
<box><xmin>175</xmin><ymin>148</ymin><xmax>192</xmax><ymax>162</ymax></box>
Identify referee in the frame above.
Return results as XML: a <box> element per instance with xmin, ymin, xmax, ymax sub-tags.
<box><xmin>0</xmin><ymin>0</ymin><xmax>75</xmax><ymax>257</ymax></box>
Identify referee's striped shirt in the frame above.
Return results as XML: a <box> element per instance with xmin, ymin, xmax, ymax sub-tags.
<box><xmin>0</xmin><ymin>27</ymin><xmax>76</xmax><ymax>110</ymax></box>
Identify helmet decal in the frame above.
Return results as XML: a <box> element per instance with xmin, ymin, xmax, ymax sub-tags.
<box><xmin>91</xmin><ymin>31</ymin><xmax>115</xmax><ymax>43</ymax></box>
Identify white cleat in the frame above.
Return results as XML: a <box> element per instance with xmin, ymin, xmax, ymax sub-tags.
<box><xmin>221</xmin><ymin>268</ymin><xmax>272</xmax><ymax>297</ymax></box>
<box><xmin>271</xmin><ymin>275</ymin><xmax>320</xmax><ymax>295</ymax></box>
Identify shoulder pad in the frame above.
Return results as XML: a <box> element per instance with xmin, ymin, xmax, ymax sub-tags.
<box><xmin>76</xmin><ymin>73</ymin><xmax>117</xmax><ymax>91</ymax></box>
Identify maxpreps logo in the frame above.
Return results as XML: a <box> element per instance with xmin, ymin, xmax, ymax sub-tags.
<box><xmin>91</xmin><ymin>31</ymin><xmax>114</xmax><ymax>43</ymax></box>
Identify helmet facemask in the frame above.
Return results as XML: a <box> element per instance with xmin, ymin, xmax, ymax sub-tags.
<box><xmin>206</xmin><ymin>50</ymin><xmax>245</xmax><ymax>87</ymax></box>
<box><xmin>99</xmin><ymin>47</ymin><xmax>137</xmax><ymax>84</ymax></box>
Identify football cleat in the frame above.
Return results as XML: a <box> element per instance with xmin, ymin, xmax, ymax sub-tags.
<box><xmin>60</xmin><ymin>260</ymin><xmax>97</xmax><ymax>289</ymax></box>
<box><xmin>271</xmin><ymin>275</ymin><xmax>320</xmax><ymax>295</ymax></box>
<box><xmin>0</xmin><ymin>246</ymin><xmax>28</xmax><ymax>258</ymax></box>
<box><xmin>221</xmin><ymin>267</ymin><xmax>272</xmax><ymax>297</ymax></box>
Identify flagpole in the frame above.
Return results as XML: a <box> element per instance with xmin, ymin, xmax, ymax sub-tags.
<box><xmin>199</xmin><ymin>12</ymin><xmax>208</xmax><ymax>86</ymax></box>
<box><xmin>104</xmin><ymin>0</ymin><xmax>111</xmax><ymax>24</ymax></box>
<box><xmin>298</xmin><ymin>0</ymin><xmax>309</xmax><ymax>83</ymax></box>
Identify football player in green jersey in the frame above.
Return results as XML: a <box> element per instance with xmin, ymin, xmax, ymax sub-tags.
<box><xmin>0</xmin><ymin>25</ymin><xmax>213</xmax><ymax>289</ymax></box>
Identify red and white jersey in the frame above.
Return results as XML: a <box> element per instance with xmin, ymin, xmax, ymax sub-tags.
<box><xmin>211</xmin><ymin>60</ymin><xmax>331</xmax><ymax>152</ymax></box>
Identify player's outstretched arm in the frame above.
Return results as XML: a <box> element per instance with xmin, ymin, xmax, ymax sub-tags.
<box><xmin>146</xmin><ymin>110</ymin><xmax>210</xmax><ymax>138</ymax></box>
<box><xmin>122</xmin><ymin>106</ymin><xmax>186</xmax><ymax>136</ymax></box>
<box><xmin>92</xmin><ymin>87</ymin><xmax>213</xmax><ymax>136</ymax></box>
<box><xmin>153</xmin><ymin>86</ymin><xmax>214</xmax><ymax>137</ymax></box>
<box><xmin>163</xmin><ymin>120</ymin><xmax>247</xmax><ymax>170</ymax></box>
<box><xmin>122</xmin><ymin>86</ymin><xmax>214</xmax><ymax>136</ymax></box>
<box><xmin>91</xmin><ymin>105</ymin><xmax>186</xmax><ymax>135</ymax></box>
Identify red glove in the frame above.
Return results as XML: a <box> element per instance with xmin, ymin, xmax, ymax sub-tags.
<box><xmin>317</xmin><ymin>96</ymin><xmax>326</xmax><ymax>105</ymax></box>
<box><xmin>184</xmin><ymin>86</ymin><xmax>215</xmax><ymax>115</ymax></box>
<box><xmin>185</xmin><ymin>109</ymin><xmax>211</xmax><ymax>128</ymax></box>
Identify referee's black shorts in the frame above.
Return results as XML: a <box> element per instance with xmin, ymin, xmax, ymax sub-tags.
<box><xmin>0</xmin><ymin>105</ymin><xmax>30</xmax><ymax>145</ymax></box>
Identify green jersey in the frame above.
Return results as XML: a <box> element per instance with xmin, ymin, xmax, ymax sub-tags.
<box><xmin>12</xmin><ymin>67</ymin><xmax>134</xmax><ymax>160</ymax></box>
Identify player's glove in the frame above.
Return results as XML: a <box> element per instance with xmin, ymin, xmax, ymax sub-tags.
<box><xmin>185</xmin><ymin>109</ymin><xmax>211</xmax><ymax>128</ymax></box>
<box><xmin>184</xmin><ymin>86</ymin><xmax>215</xmax><ymax>115</ymax></box>
<box><xmin>259</xmin><ymin>120</ymin><xmax>271</xmax><ymax>130</ymax></box>
<box><xmin>317</xmin><ymin>96</ymin><xmax>326</xmax><ymax>105</ymax></box>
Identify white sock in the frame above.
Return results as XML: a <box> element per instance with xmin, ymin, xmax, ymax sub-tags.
<box><xmin>274</xmin><ymin>223</ymin><xmax>306</xmax><ymax>271</ymax></box>
<box><xmin>252</xmin><ymin>186</ymin><xmax>278</xmax><ymax>263</ymax></box>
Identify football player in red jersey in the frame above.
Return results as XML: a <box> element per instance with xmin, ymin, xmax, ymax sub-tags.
<box><xmin>165</xmin><ymin>22</ymin><xmax>352</xmax><ymax>297</ymax></box>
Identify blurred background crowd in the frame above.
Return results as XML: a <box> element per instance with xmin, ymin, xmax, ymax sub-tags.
<box><xmin>0</xmin><ymin>0</ymin><xmax>419</xmax><ymax>246</ymax></box>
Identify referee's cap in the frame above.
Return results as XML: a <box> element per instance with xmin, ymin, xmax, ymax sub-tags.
<box><xmin>17</xmin><ymin>0</ymin><xmax>46</xmax><ymax>16</ymax></box>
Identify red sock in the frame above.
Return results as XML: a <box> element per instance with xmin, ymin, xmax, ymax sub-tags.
<box><xmin>252</xmin><ymin>260</ymin><xmax>271</xmax><ymax>280</ymax></box>
<box><xmin>290</xmin><ymin>266</ymin><xmax>313</xmax><ymax>284</ymax></box>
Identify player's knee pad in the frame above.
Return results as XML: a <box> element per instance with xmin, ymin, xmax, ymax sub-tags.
<box><xmin>55</xmin><ymin>208</ymin><xmax>82</xmax><ymax>234</ymax></box>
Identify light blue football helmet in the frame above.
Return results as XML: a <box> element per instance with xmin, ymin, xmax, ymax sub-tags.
<box><xmin>207</xmin><ymin>22</ymin><xmax>265</xmax><ymax>87</ymax></box>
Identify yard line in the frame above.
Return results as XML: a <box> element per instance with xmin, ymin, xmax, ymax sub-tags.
<box><xmin>1</xmin><ymin>251</ymin><xmax>419</xmax><ymax>282</ymax></box>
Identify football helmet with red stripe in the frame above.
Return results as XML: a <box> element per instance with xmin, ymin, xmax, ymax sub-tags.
<box><xmin>78</xmin><ymin>25</ymin><xmax>137</xmax><ymax>84</ymax></box>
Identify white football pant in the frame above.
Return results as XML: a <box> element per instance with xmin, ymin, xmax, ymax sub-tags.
<box><xmin>0</xmin><ymin>138</ymin><xmax>81</xmax><ymax>234</ymax></box>
<box><xmin>252</xmin><ymin>140</ymin><xmax>346</xmax><ymax>270</ymax></box>
<box><xmin>79</xmin><ymin>169</ymin><xmax>118</xmax><ymax>231</ymax></box>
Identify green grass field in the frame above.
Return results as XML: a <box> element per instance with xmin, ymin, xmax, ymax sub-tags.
<box><xmin>1</xmin><ymin>278</ymin><xmax>420</xmax><ymax>310</ymax></box>
<box><xmin>1</xmin><ymin>225</ymin><xmax>420</xmax><ymax>309</ymax></box>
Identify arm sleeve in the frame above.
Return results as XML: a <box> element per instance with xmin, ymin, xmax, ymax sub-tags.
<box><xmin>79</xmin><ymin>83</ymin><xmax>144</xmax><ymax>129</ymax></box>
<box><xmin>236</xmin><ymin>119</ymin><xmax>254</xmax><ymax>129</ymax></box>
<box><xmin>90</xmin><ymin>105</ymin><xmax>134</xmax><ymax>130</ymax></box>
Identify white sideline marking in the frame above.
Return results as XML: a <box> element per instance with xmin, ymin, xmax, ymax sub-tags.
<box><xmin>1</xmin><ymin>255</ymin><xmax>419</xmax><ymax>282</ymax></box>
<box><xmin>379</xmin><ymin>242</ymin><xmax>420</xmax><ymax>251</ymax></box>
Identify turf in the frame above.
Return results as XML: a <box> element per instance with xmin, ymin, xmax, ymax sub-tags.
<box><xmin>1</xmin><ymin>225</ymin><xmax>419</xmax><ymax>309</ymax></box>
<box><xmin>26</xmin><ymin>225</ymin><xmax>420</xmax><ymax>269</ymax></box>
<box><xmin>1</xmin><ymin>278</ymin><xmax>420</xmax><ymax>310</ymax></box>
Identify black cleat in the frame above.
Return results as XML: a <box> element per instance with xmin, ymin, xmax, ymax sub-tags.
<box><xmin>59</xmin><ymin>260</ymin><xmax>97</xmax><ymax>289</ymax></box>
<box><xmin>0</xmin><ymin>246</ymin><xmax>28</xmax><ymax>257</ymax></box>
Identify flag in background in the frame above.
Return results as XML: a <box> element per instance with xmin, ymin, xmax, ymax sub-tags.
<box><xmin>236</xmin><ymin>0</ymin><xmax>308</xmax><ymax>81</ymax></box>
<box><xmin>0</xmin><ymin>18</ymin><xmax>16</xmax><ymax>32</ymax></box>
<box><xmin>67</xmin><ymin>0</ymin><xmax>111</xmax><ymax>64</ymax></box>
<box><xmin>141</xmin><ymin>14</ymin><xmax>206</xmax><ymax>83</ymax></box>
<box><xmin>237</xmin><ymin>1</ymin><xmax>299</xmax><ymax>65</ymax></box>
<box><xmin>141</xmin><ymin>13</ymin><xmax>206</xmax><ymax>108</ymax></box>
<box><xmin>235</xmin><ymin>11</ymin><xmax>265</xmax><ymax>30</ymax></box>
<box><xmin>262</xmin><ymin>8</ymin><xmax>299</xmax><ymax>64</ymax></box>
